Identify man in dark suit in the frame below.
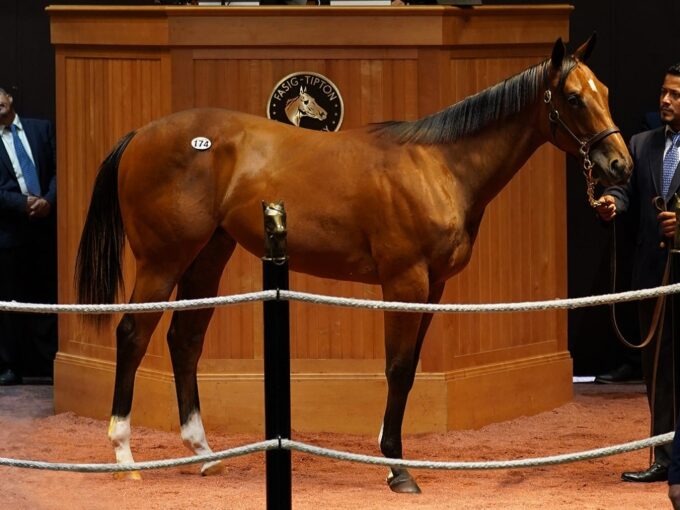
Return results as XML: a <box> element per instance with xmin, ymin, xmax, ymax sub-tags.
<box><xmin>592</xmin><ymin>112</ymin><xmax>664</xmax><ymax>386</ymax></box>
<box><xmin>0</xmin><ymin>87</ymin><xmax>57</xmax><ymax>385</ymax></box>
<box><xmin>596</xmin><ymin>63</ymin><xmax>680</xmax><ymax>483</ymax></box>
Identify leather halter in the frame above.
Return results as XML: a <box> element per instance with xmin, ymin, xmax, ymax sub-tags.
<box><xmin>543</xmin><ymin>85</ymin><xmax>621</xmax><ymax>208</ymax></box>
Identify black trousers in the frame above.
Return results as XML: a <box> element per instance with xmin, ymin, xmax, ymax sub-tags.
<box><xmin>639</xmin><ymin>278</ymin><xmax>680</xmax><ymax>467</ymax></box>
<box><xmin>671</xmin><ymin>413</ymin><xmax>680</xmax><ymax>483</ymax></box>
<box><xmin>0</xmin><ymin>235</ymin><xmax>57</xmax><ymax>376</ymax></box>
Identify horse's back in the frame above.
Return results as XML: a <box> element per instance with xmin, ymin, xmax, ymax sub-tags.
<box><xmin>133</xmin><ymin>108</ymin><xmax>284</xmax><ymax>142</ymax></box>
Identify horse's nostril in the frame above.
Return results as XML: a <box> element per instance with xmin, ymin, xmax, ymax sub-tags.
<box><xmin>610</xmin><ymin>158</ymin><xmax>630</xmax><ymax>181</ymax></box>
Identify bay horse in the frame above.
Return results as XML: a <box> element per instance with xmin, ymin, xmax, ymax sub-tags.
<box><xmin>284</xmin><ymin>86</ymin><xmax>327</xmax><ymax>126</ymax></box>
<box><xmin>76</xmin><ymin>36</ymin><xmax>632</xmax><ymax>493</ymax></box>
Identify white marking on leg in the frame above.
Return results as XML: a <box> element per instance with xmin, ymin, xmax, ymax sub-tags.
<box><xmin>108</xmin><ymin>415</ymin><xmax>141</xmax><ymax>480</ymax></box>
<box><xmin>181</xmin><ymin>410</ymin><xmax>224</xmax><ymax>475</ymax></box>
<box><xmin>181</xmin><ymin>410</ymin><xmax>211</xmax><ymax>454</ymax></box>
<box><xmin>108</xmin><ymin>415</ymin><xmax>134</xmax><ymax>464</ymax></box>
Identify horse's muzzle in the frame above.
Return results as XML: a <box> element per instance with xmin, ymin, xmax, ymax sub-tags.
<box><xmin>591</xmin><ymin>152</ymin><xmax>632</xmax><ymax>186</ymax></box>
<box><xmin>604</xmin><ymin>157</ymin><xmax>633</xmax><ymax>186</ymax></box>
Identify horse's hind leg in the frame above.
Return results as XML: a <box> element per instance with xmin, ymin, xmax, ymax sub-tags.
<box><xmin>167</xmin><ymin>232</ymin><xmax>235</xmax><ymax>476</ymax></box>
<box><xmin>109</xmin><ymin>264</ymin><xmax>178</xmax><ymax>480</ymax></box>
<box><xmin>379</xmin><ymin>271</ymin><xmax>444</xmax><ymax>494</ymax></box>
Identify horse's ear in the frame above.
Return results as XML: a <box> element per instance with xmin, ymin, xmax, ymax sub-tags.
<box><xmin>550</xmin><ymin>38</ymin><xmax>565</xmax><ymax>70</ymax></box>
<box><xmin>574</xmin><ymin>32</ymin><xmax>597</xmax><ymax>62</ymax></box>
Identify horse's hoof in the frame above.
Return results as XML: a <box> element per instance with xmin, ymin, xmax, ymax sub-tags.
<box><xmin>113</xmin><ymin>470</ymin><xmax>142</xmax><ymax>481</ymax></box>
<box><xmin>387</xmin><ymin>471</ymin><xmax>421</xmax><ymax>494</ymax></box>
<box><xmin>200</xmin><ymin>460</ymin><xmax>224</xmax><ymax>476</ymax></box>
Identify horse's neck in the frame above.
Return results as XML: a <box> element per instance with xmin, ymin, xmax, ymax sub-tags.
<box><xmin>444</xmin><ymin>107</ymin><xmax>544</xmax><ymax>209</ymax></box>
<box><xmin>285</xmin><ymin>99</ymin><xmax>301</xmax><ymax>125</ymax></box>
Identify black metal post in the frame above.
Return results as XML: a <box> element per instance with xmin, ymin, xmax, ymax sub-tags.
<box><xmin>262</xmin><ymin>202</ymin><xmax>292</xmax><ymax>510</ymax></box>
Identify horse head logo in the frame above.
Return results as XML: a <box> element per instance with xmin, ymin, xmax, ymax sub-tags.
<box><xmin>267</xmin><ymin>72</ymin><xmax>344</xmax><ymax>131</ymax></box>
<box><xmin>284</xmin><ymin>87</ymin><xmax>327</xmax><ymax>127</ymax></box>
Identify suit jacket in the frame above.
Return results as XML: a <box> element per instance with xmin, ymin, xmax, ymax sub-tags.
<box><xmin>0</xmin><ymin>117</ymin><xmax>57</xmax><ymax>248</ymax></box>
<box><xmin>606</xmin><ymin>127</ymin><xmax>679</xmax><ymax>290</ymax></box>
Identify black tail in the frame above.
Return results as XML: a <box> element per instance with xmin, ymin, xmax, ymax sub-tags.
<box><xmin>75</xmin><ymin>131</ymin><xmax>137</xmax><ymax>312</ymax></box>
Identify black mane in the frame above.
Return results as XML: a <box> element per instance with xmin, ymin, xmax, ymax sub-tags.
<box><xmin>371</xmin><ymin>57</ymin><xmax>577</xmax><ymax>144</ymax></box>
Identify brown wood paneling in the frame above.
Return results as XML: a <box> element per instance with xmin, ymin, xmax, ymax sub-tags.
<box><xmin>57</xmin><ymin>52</ymin><xmax>171</xmax><ymax>369</ymax></box>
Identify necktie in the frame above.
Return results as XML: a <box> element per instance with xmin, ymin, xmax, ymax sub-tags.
<box><xmin>9</xmin><ymin>124</ymin><xmax>41</xmax><ymax>196</ymax></box>
<box><xmin>662</xmin><ymin>132</ymin><xmax>680</xmax><ymax>197</ymax></box>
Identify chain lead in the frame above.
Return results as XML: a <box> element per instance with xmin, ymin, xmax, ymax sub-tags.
<box><xmin>584</xmin><ymin>164</ymin><xmax>603</xmax><ymax>208</ymax></box>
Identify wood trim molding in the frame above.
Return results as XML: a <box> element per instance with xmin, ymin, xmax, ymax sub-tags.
<box><xmin>54</xmin><ymin>351</ymin><xmax>571</xmax><ymax>434</ymax></box>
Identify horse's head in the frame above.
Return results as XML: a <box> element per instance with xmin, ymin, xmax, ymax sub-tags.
<box><xmin>298</xmin><ymin>87</ymin><xmax>327</xmax><ymax>121</ymax></box>
<box><xmin>542</xmin><ymin>34</ymin><xmax>632</xmax><ymax>188</ymax></box>
<box><xmin>284</xmin><ymin>87</ymin><xmax>328</xmax><ymax>126</ymax></box>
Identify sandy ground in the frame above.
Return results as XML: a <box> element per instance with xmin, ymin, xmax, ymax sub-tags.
<box><xmin>0</xmin><ymin>382</ymin><xmax>674</xmax><ymax>509</ymax></box>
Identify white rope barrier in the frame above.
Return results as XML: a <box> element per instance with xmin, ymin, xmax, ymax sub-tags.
<box><xmin>0</xmin><ymin>441</ymin><xmax>277</xmax><ymax>472</ymax></box>
<box><xmin>281</xmin><ymin>283</ymin><xmax>680</xmax><ymax>313</ymax></box>
<box><xmin>2</xmin><ymin>276</ymin><xmax>674</xmax><ymax>474</ymax></box>
<box><xmin>0</xmin><ymin>291</ymin><xmax>276</xmax><ymax>314</ymax></box>
<box><xmin>0</xmin><ymin>432</ymin><xmax>672</xmax><ymax>473</ymax></box>
<box><xmin>283</xmin><ymin>432</ymin><xmax>674</xmax><ymax>470</ymax></box>
<box><xmin>1</xmin><ymin>282</ymin><xmax>680</xmax><ymax>315</ymax></box>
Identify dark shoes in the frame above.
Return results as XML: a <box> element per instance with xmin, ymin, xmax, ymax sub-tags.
<box><xmin>0</xmin><ymin>368</ymin><xmax>22</xmax><ymax>386</ymax></box>
<box><xmin>594</xmin><ymin>363</ymin><xmax>643</xmax><ymax>384</ymax></box>
<box><xmin>621</xmin><ymin>462</ymin><xmax>668</xmax><ymax>483</ymax></box>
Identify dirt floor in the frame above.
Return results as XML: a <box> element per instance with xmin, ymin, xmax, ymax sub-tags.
<box><xmin>0</xmin><ymin>382</ymin><xmax>674</xmax><ymax>510</ymax></box>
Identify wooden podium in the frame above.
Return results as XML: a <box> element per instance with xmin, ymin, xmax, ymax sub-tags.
<box><xmin>48</xmin><ymin>4</ymin><xmax>573</xmax><ymax>434</ymax></box>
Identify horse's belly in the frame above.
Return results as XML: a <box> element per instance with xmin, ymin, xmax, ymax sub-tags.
<box><xmin>225</xmin><ymin>216</ymin><xmax>380</xmax><ymax>284</ymax></box>
<box><xmin>287</xmin><ymin>249</ymin><xmax>380</xmax><ymax>284</ymax></box>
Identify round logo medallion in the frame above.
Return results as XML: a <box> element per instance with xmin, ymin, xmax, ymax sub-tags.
<box><xmin>267</xmin><ymin>72</ymin><xmax>344</xmax><ymax>132</ymax></box>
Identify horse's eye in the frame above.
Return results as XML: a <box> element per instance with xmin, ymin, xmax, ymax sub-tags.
<box><xmin>567</xmin><ymin>95</ymin><xmax>581</xmax><ymax>108</ymax></box>
<box><xmin>303</xmin><ymin>99</ymin><xmax>309</xmax><ymax>105</ymax></box>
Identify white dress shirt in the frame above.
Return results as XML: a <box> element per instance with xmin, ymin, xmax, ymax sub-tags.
<box><xmin>0</xmin><ymin>115</ymin><xmax>37</xmax><ymax>196</ymax></box>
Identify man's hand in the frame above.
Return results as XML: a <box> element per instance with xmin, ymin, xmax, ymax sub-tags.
<box><xmin>25</xmin><ymin>195</ymin><xmax>51</xmax><ymax>219</ymax></box>
<box><xmin>596</xmin><ymin>194</ymin><xmax>617</xmax><ymax>221</ymax></box>
<box><xmin>658</xmin><ymin>210</ymin><xmax>677</xmax><ymax>239</ymax></box>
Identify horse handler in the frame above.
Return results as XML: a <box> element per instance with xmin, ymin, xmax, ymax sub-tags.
<box><xmin>596</xmin><ymin>63</ymin><xmax>680</xmax><ymax>484</ymax></box>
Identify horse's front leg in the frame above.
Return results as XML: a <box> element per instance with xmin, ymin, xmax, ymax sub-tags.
<box><xmin>379</xmin><ymin>269</ymin><xmax>438</xmax><ymax>494</ymax></box>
